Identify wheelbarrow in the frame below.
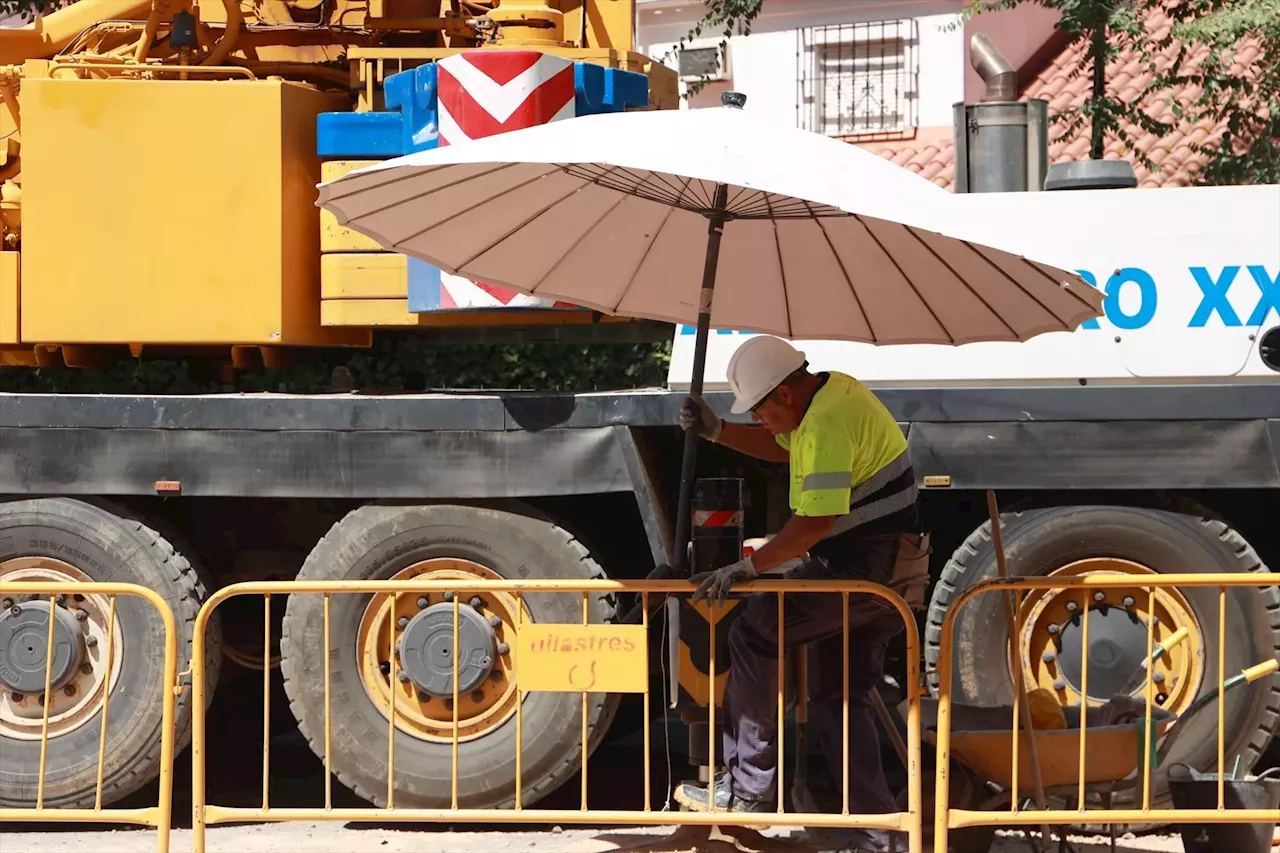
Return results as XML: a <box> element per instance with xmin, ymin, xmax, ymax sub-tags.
<box><xmin>885</xmin><ymin>656</ymin><xmax>1280</xmax><ymax>853</ymax></box>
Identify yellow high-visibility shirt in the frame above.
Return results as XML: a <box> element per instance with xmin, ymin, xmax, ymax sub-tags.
<box><xmin>775</xmin><ymin>371</ymin><xmax>909</xmax><ymax>519</ymax></box>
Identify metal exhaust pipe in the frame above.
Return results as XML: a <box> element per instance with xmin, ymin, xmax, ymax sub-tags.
<box><xmin>970</xmin><ymin>32</ymin><xmax>1018</xmax><ymax>102</ymax></box>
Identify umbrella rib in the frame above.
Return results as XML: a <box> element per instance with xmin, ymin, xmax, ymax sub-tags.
<box><xmin>764</xmin><ymin>195</ymin><xmax>793</xmax><ymax>337</ymax></box>
<box><xmin>613</xmin><ymin>166</ymin><xmax>689</xmax><ymax>207</ymax></box>
<box><xmin>905</xmin><ymin>227</ymin><xmax>1020</xmax><ymax>341</ymax></box>
<box><xmin>339</xmin><ymin>162</ymin><xmax>530</xmax><ymax>223</ymax></box>
<box><xmin>812</xmin><ymin>210</ymin><xmax>876</xmax><ymax>343</ymax></box>
<box><xmin>524</xmin><ymin>166</ymin><xmax>633</xmax><ymax>295</ymax></box>
<box><xmin>965</xmin><ymin>245</ymin><xmax>1075</xmax><ymax>332</ymax></box>
<box><xmin>724</xmin><ymin>184</ymin><xmax>754</xmax><ymax>213</ymax></box>
<box><xmin>856</xmin><ymin>215</ymin><xmax>956</xmax><ymax>345</ymax></box>
<box><xmin>453</xmin><ymin>176</ymin><xmax>595</xmax><ymax>270</ymax></box>
<box><xmin>1024</xmin><ymin>258</ymin><xmax>1105</xmax><ymax>314</ymax></box>
<box><xmin>321</xmin><ymin>161</ymin><xmax>471</xmax><ymax>203</ymax></box>
<box><xmin>613</xmin><ymin>199</ymin><xmax>680</xmax><ymax>315</ymax></box>
<box><xmin>392</xmin><ymin>166</ymin><xmax>563</xmax><ymax>248</ymax></box>
<box><xmin>558</xmin><ymin>164</ymin><xmax>675</xmax><ymax>207</ymax></box>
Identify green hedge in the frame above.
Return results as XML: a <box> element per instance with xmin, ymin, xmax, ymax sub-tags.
<box><xmin>0</xmin><ymin>339</ymin><xmax>672</xmax><ymax>395</ymax></box>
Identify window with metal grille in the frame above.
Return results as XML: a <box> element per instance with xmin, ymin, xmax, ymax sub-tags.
<box><xmin>797</xmin><ymin>20</ymin><xmax>919</xmax><ymax>136</ymax></box>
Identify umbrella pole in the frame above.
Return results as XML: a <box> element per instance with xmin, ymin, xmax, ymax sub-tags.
<box><xmin>671</xmin><ymin>184</ymin><xmax>730</xmax><ymax>573</ymax></box>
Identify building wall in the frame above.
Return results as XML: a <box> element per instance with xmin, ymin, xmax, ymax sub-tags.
<box><xmin>636</xmin><ymin>0</ymin><xmax>967</xmax><ymax>131</ymax></box>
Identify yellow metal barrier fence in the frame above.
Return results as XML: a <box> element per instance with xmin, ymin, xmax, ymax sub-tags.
<box><xmin>190</xmin><ymin>578</ymin><xmax>923</xmax><ymax>853</ymax></box>
<box><xmin>934</xmin><ymin>571</ymin><xmax>1280</xmax><ymax>851</ymax></box>
<box><xmin>0</xmin><ymin>581</ymin><xmax>179</xmax><ymax>853</ymax></box>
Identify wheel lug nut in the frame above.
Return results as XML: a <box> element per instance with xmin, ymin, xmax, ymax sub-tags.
<box><xmin>1065</xmin><ymin>602</ymin><xmax>1078</xmax><ymax>613</ymax></box>
<box><xmin>1047</xmin><ymin>624</ymin><xmax>1060</xmax><ymax>635</ymax></box>
<box><xmin>1042</xmin><ymin>652</ymin><xmax>1056</xmax><ymax>663</ymax></box>
<box><xmin>471</xmin><ymin>690</ymin><xmax>484</xmax><ymax>702</ymax></box>
<box><xmin>398</xmin><ymin>671</ymin><xmax>410</xmax><ymax>683</ymax></box>
<box><xmin>86</xmin><ymin>636</ymin><xmax>98</xmax><ymax>648</ymax></box>
<box><xmin>1053</xmin><ymin>679</ymin><xmax>1066</xmax><ymax>690</ymax></box>
<box><xmin>64</xmin><ymin>685</ymin><xmax>76</xmax><ymax>697</ymax></box>
<box><xmin>469</xmin><ymin>597</ymin><xmax>484</xmax><ymax>610</ymax></box>
<box><xmin>36</xmin><ymin>694</ymin><xmax>45</xmax><ymax>706</ymax></box>
<box><xmin>443</xmin><ymin>592</ymin><xmax>455</xmax><ymax>602</ymax></box>
<box><xmin>379</xmin><ymin>662</ymin><xmax>391</xmax><ymax>674</ymax></box>
<box><xmin>417</xmin><ymin>597</ymin><xmax>429</xmax><ymax>609</ymax></box>
<box><xmin>75</xmin><ymin>609</ymin><xmax>89</xmax><ymax>621</ymax></box>
<box><xmin>1122</xmin><ymin>596</ymin><xmax>1135</xmax><ymax>607</ymax></box>
<box><xmin>1153</xmin><ymin>672</ymin><xmax>1165</xmax><ymax>684</ymax></box>
<box><xmin>397</xmin><ymin>616</ymin><xmax>409</xmax><ymax>629</ymax></box>
<box><xmin>11</xmin><ymin>692</ymin><xmax>23</xmax><ymax>702</ymax></box>
<box><xmin>80</xmin><ymin>662</ymin><xmax>92</xmax><ymax>675</ymax></box>
<box><xmin>1</xmin><ymin>597</ymin><xmax>12</xmax><ymax>609</ymax></box>
<box><xmin>489</xmin><ymin>615</ymin><xmax>502</xmax><ymax>628</ymax></box>
<box><xmin>9</xmin><ymin>606</ymin><xmax>19</xmax><ymax>616</ymax></box>
<box><xmin>1093</xmin><ymin>592</ymin><xmax>1106</xmax><ymax>602</ymax></box>
<box><xmin>497</xmin><ymin>642</ymin><xmax>510</xmax><ymax>655</ymax></box>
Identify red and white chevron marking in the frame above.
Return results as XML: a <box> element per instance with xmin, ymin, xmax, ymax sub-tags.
<box><xmin>434</xmin><ymin>50</ymin><xmax>578</xmax><ymax>310</ymax></box>
<box><xmin>436</xmin><ymin>50</ymin><xmax>576</xmax><ymax>147</ymax></box>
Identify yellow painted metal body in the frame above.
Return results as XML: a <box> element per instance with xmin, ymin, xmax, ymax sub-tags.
<box><xmin>20</xmin><ymin>76</ymin><xmax>367</xmax><ymax>347</ymax></box>
<box><xmin>0</xmin><ymin>582</ymin><xmax>179</xmax><ymax>853</ymax></box>
<box><xmin>0</xmin><ymin>0</ymin><xmax>677</xmax><ymax>363</ymax></box>
<box><xmin>189</xmin><ymin>578</ymin><xmax>925</xmax><ymax>853</ymax></box>
<box><xmin>932</xmin><ymin>573</ymin><xmax>1280</xmax><ymax>849</ymax></box>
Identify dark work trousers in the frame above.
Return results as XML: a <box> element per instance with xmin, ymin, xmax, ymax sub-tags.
<box><xmin>721</xmin><ymin>534</ymin><xmax>903</xmax><ymax>814</ymax></box>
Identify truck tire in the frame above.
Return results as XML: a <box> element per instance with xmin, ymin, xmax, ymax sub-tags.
<box><xmin>924</xmin><ymin>504</ymin><xmax>1280</xmax><ymax>824</ymax></box>
<box><xmin>0</xmin><ymin>498</ymin><xmax>222</xmax><ymax>808</ymax></box>
<box><xmin>280</xmin><ymin>504</ymin><xmax>621</xmax><ymax>810</ymax></box>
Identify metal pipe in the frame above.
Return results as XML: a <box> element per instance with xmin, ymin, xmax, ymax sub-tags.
<box><xmin>0</xmin><ymin>82</ymin><xmax>19</xmax><ymax>134</ymax></box>
<box><xmin>202</xmin><ymin>0</ymin><xmax>243</xmax><ymax>67</ymax></box>
<box><xmin>970</xmin><ymin>33</ymin><xmax>1017</xmax><ymax>102</ymax></box>
<box><xmin>133</xmin><ymin>0</ymin><xmax>168</xmax><ymax>64</ymax></box>
<box><xmin>0</xmin><ymin>0</ymin><xmax>153</xmax><ymax>64</ymax></box>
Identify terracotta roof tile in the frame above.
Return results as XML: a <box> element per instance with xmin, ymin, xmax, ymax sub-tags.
<box><xmin>863</xmin><ymin>5</ymin><xmax>1265</xmax><ymax>191</ymax></box>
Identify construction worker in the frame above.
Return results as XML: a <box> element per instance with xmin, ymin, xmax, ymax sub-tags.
<box><xmin>673</xmin><ymin>335</ymin><xmax>927</xmax><ymax>853</ymax></box>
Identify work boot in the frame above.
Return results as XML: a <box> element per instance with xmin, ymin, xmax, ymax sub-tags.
<box><xmin>672</xmin><ymin>773</ymin><xmax>771</xmax><ymax>813</ymax></box>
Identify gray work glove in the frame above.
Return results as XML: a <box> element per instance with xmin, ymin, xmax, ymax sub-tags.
<box><xmin>679</xmin><ymin>394</ymin><xmax>723</xmax><ymax>441</ymax></box>
<box><xmin>690</xmin><ymin>555</ymin><xmax>757</xmax><ymax>605</ymax></box>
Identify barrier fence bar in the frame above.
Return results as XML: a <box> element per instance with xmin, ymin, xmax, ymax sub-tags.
<box><xmin>933</xmin><ymin>572</ymin><xmax>1280</xmax><ymax>852</ymax></box>
<box><xmin>0</xmin><ymin>582</ymin><xmax>179</xmax><ymax>853</ymax></box>
<box><xmin>189</xmin><ymin>578</ymin><xmax>924</xmax><ymax>853</ymax></box>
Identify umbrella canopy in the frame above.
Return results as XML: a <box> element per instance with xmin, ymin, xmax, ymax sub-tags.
<box><xmin>318</xmin><ymin>95</ymin><xmax>1104</xmax><ymax>346</ymax></box>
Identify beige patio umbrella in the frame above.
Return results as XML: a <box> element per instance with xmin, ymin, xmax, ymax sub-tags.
<box><xmin>317</xmin><ymin>92</ymin><xmax>1105</xmax><ymax>572</ymax></box>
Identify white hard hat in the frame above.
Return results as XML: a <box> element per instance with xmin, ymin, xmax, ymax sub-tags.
<box><xmin>726</xmin><ymin>335</ymin><xmax>807</xmax><ymax>414</ymax></box>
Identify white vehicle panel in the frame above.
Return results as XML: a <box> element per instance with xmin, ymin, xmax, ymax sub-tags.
<box><xmin>668</xmin><ymin>184</ymin><xmax>1280</xmax><ymax>388</ymax></box>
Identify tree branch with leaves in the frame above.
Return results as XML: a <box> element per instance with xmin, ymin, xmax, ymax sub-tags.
<box><xmin>1165</xmin><ymin>0</ymin><xmax>1280</xmax><ymax>185</ymax></box>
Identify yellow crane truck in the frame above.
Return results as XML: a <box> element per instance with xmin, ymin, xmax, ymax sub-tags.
<box><xmin>0</xmin><ymin>0</ymin><xmax>1276</xmax><ymax>831</ymax></box>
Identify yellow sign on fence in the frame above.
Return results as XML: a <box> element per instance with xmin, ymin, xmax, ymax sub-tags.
<box><xmin>517</xmin><ymin>624</ymin><xmax>649</xmax><ymax>693</ymax></box>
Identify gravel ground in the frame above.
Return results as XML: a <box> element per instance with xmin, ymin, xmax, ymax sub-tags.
<box><xmin>0</xmin><ymin>822</ymin><xmax>1198</xmax><ymax>853</ymax></box>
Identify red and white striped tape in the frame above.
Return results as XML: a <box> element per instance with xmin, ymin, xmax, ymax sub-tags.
<box><xmin>692</xmin><ymin>510</ymin><xmax>744</xmax><ymax>527</ymax></box>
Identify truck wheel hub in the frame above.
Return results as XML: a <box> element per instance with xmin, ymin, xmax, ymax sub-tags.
<box><xmin>1055</xmin><ymin>607</ymin><xmax>1149</xmax><ymax>699</ymax></box>
<box><xmin>0</xmin><ymin>557</ymin><xmax>125</xmax><ymax>741</ymax></box>
<box><xmin>0</xmin><ymin>601</ymin><xmax>84</xmax><ymax>693</ymax></box>
<box><xmin>357</xmin><ymin>559</ymin><xmax>525</xmax><ymax>744</ymax></box>
<box><xmin>397</xmin><ymin>602</ymin><xmax>495</xmax><ymax>698</ymax></box>
<box><xmin>1020</xmin><ymin>558</ymin><xmax>1203</xmax><ymax>714</ymax></box>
